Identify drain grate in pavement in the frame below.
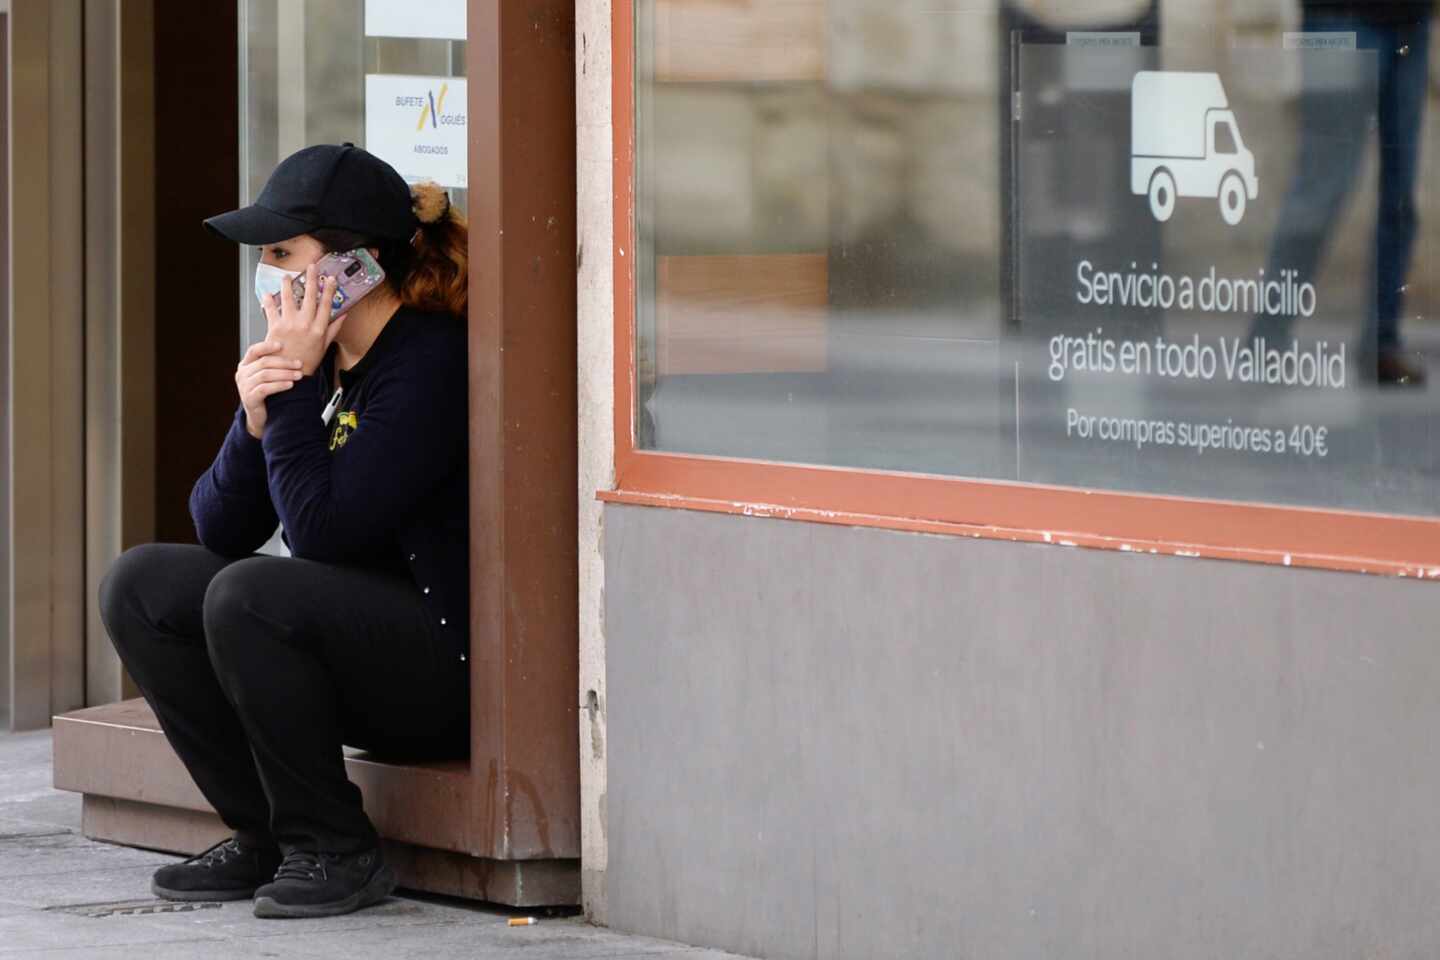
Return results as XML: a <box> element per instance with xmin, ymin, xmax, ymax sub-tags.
<box><xmin>45</xmin><ymin>899</ymin><xmax>224</xmax><ymax>918</ymax></box>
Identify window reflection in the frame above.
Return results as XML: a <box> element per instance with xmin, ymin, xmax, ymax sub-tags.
<box><xmin>635</xmin><ymin>0</ymin><xmax>1439</xmax><ymax>517</ymax></box>
<box><xmin>1254</xmin><ymin>2</ymin><xmax>1434</xmax><ymax>387</ymax></box>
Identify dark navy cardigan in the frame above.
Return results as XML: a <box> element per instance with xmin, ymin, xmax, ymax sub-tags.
<box><xmin>189</xmin><ymin>306</ymin><xmax>470</xmax><ymax>664</ymax></box>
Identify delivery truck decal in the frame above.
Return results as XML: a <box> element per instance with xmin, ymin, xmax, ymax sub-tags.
<box><xmin>1131</xmin><ymin>71</ymin><xmax>1259</xmax><ymax>226</ymax></box>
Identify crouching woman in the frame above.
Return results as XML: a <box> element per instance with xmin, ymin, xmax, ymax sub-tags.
<box><xmin>98</xmin><ymin>143</ymin><xmax>470</xmax><ymax>919</ymax></box>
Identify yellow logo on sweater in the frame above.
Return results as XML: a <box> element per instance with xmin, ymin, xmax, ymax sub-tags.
<box><xmin>329</xmin><ymin>410</ymin><xmax>359</xmax><ymax>451</ymax></box>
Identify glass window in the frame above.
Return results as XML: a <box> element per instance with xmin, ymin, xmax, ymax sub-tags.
<box><xmin>1213</xmin><ymin>117</ymin><xmax>1239</xmax><ymax>155</ymax></box>
<box><xmin>635</xmin><ymin>0</ymin><xmax>1440</xmax><ymax>518</ymax></box>
<box><xmin>239</xmin><ymin>0</ymin><xmax>467</xmax><ymax>350</ymax></box>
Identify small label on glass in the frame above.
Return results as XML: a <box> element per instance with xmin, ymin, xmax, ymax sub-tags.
<box><xmin>1066</xmin><ymin>32</ymin><xmax>1141</xmax><ymax>48</ymax></box>
<box><xmin>1283</xmin><ymin>32</ymin><xmax>1357</xmax><ymax>50</ymax></box>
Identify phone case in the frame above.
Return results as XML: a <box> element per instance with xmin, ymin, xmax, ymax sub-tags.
<box><xmin>290</xmin><ymin>248</ymin><xmax>386</xmax><ymax>316</ymax></box>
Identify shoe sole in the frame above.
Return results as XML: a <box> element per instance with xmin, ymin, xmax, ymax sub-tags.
<box><xmin>151</xmin><ymin>879</ymin><xmax>257</xmax><ymax>902</ymax></box>
<box><xmin>251</xmin><ymin>864</ymin><xmax>397</xmax><ymax>919</ymax></box>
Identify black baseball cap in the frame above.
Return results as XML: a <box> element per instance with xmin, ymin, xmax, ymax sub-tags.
<box><xmin>203</xmin><ymin>142</ymin><xmax>418</xmax><ymax>245</ymax></box>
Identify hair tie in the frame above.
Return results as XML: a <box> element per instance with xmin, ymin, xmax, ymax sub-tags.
<box><xmin>411</xmin><ymin>181</ymin><xmax>451</xmax><ymax>226</ymax></box>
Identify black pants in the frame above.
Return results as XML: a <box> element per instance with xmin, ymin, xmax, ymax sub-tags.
<box><xmin>98</xmin><ymin>543</ymin><xmax>468</xmax><ymax>854</ymax></box>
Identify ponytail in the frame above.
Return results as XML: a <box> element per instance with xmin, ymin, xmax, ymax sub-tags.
<box><xmin>402</xmin><ymin>181</ymin><xmax>468</xmax><ymax>317</ymax></box>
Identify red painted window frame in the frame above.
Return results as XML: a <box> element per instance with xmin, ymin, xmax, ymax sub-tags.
<box><xmin>600</xmin><ymin>1</ymin><xmax>1440</xmax><ymax>580</ymax></box>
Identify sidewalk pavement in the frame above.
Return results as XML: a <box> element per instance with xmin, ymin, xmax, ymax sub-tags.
<box><xmin>0</xmin><ymin>729</ymin><xmax>745</xmax><ymax>960</ymax></box>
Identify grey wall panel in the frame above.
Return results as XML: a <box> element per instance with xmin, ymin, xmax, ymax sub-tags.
<box><xmin>604</xmin><ymin>502</ymin><xmax>1440</xmax><ymax>960</ymax></box>
<box><xmin>0</xmin><ymin>9</ymin><xmax>9</xmax><ymax>727</ymax></box>
<box><xmin>7</xmin><ymin>0</ymin><xmax>85</xmax><ymax>730</ymax></box>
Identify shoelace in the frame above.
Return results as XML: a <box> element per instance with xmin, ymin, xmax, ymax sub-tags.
<box><xmin>193</xmin><ymin>838</ymin><xmax>244</xmax><ymax>869</ymax></box>
<box><xmin>274</xmin><ymin>850</ymin><xmax>336</xmax><ymax>883</ymax></box>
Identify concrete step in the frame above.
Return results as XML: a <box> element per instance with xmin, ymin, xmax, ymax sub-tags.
<box><xmin>51</xmin><ymin>700</ymin><xmax>579</xmax><ymax>907</ymax></box>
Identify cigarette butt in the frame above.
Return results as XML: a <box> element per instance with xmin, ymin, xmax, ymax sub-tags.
<box><xmin>508</xmin><ymin>917</ymin><xmax>538</xmax><ymax>927</ymax></box>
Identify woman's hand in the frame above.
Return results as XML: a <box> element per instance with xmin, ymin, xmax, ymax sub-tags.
<box><xmin>260</xmin><ymin>262</ymin><xmax>346</xmax><ymax>377</ymax></box>
<box><xmin>237</xmin><ymin>340</ymin><xmax>306</xmax><ymax>439</ymax></box>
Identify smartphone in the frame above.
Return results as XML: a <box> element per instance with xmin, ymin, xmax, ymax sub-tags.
<box><xmin>290</xmin><ymin>248</ymin><xmax>386</xmax><ymax>317</ymax></box>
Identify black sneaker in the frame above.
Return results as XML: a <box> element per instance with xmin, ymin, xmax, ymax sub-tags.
<box><xmin>252</xmin><ymin>846</ymin><xmax>397</xmax><ymax>919</ymax></box>
<box><xmin>151</xmin><ymin>837</ymin><xmax>283</xmax><ymax>902</ymax></box>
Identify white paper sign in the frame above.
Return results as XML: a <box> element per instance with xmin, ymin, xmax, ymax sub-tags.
<box><xmin>364</xmin><ymin>74</ymin><xmax>468</xmax><ymax>189</ymax></box>
<box><xmin>364</xmin><ymin>0</ymin><xmax>466</xmax><ymax>40</ymax></box>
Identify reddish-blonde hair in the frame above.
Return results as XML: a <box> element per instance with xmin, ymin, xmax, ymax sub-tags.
<box><xmin>397</xmin><ymin>204</ymin><xmax>468</xmax><ymax>317</ymax></box>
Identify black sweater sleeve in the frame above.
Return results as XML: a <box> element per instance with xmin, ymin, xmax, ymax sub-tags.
<box><xmin>188</xmin><ymin>404</ymin><xmax>281</xmax><ymax>557</ymax></box>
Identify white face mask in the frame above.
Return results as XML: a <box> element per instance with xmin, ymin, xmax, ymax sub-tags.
<box><xmin>254</xmin><ymin>260</ymin><xmax>302</xmax><ymax>307</ymax></box>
